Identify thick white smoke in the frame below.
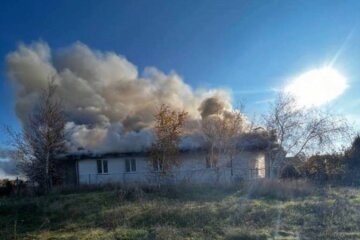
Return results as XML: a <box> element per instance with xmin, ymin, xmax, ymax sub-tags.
<box><xmin>6</xmin><ymin>41</ymin><xmax>234</xmax><ymax>153</ymax></box>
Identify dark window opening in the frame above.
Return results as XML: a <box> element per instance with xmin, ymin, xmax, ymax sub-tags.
<box><xmin>97</xmin><ymin>159</ymin><xmax>108</xmax><ymax>174</ymax></box>
<box><xmin>103</xmin><ymin>160</ymin><xmax>108</xmax><ymax>174</ymax></box>
<box><xmin>97</xmin><ymin>160</ymin><xmax>102</xmax><ymax>174</ymax></box>
<box><xmin>125</xmin><ymin>159</ymin><xmax>130</xmax><ymax>172</ymax></box>
<box><xmin>131</xmin><ymin>159</ymin><xmax>136</xmax><ymax>172</ymax></box>
<box><xmin>125</xmin><ymin>159</ymin><xmax>136</xmax><ymax>172</ymax></box>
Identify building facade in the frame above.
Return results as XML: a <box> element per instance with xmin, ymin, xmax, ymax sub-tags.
<box><xmin>62</xmin><ymin>149</ymin><xmax>272</xmax><ymax>185</ymax></box>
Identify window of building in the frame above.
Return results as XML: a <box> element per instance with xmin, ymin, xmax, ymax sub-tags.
<box><xmin>97</xmin><ymin>160</ymin><xmax>108</xmax><ymax>174</ymax></box>
<box><xmin>125</xmin><ymin>159</ymin><xmax>136</xmax><ymax>172</ymax></box>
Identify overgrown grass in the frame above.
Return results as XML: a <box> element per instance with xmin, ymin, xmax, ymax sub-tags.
<box><xmin>1</xmin><ymin>181</ymin><xmax>360</xmax><ymax>239</ymax></box>
<box><xmin>245</xmin><ymin>179</ymin><xmax>317</xmax><ymax>200</ymax></box>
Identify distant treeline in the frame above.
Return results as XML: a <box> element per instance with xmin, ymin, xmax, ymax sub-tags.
<box><xmin>280</xmin><ymin>135</ymin><xmax>360</xmax><ymax>185</ymax></box>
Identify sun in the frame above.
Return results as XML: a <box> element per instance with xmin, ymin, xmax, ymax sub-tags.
<box><xmin>284</xmin><ymin>67</ymin><xmax>348</xmax><ymax>108</ymax></box>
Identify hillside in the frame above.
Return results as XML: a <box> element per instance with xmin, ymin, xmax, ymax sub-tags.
<box><xmin>1</xmin><ymin>181</ymin><xmax>360</xmax><ymax>240</ymax></box>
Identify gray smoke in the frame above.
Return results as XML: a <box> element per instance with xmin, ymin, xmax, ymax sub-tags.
<box><xmin>6</xmin><ymin>41</ymin><xmax>234</xmax><ymax>153</ymax></box>
<box><xmin>198</xmin><ymin>96</ymin><xmax>231</xmax><ymax>119</ymax></box>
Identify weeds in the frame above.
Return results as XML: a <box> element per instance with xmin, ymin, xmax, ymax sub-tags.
<box><xmin>245</xmin><ymin>179</ymin><xmax>318</xmax><ymax>200</ymax></box>
<box><xmin>1</xmin><ymin>181</ymin><xmax>360</xmax><ymax>239</ymax></box>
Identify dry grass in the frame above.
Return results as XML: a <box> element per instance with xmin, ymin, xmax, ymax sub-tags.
<box><xmin>1</xmin><ymin>180</ymin><xmax>360</xmax><ymax>239</ymax></box>
<box><xmin>245</xmin><ymin>179</ymin><xmax>318</xmax><ymax>200</ymax></box>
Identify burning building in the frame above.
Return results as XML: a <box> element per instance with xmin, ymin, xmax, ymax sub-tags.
<box><xmin>6</xmin><ymin>41</ymin><xmax>284</xmax><ymax>185</ymax></box>
<box><xmin>61</xmin><ymin>132</ymin><xmax>282</xmax><ymax>185</ymax></box>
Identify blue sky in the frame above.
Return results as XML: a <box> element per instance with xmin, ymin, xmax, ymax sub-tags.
<box><xmin>1</xmin><ymin>0</ymin><xmax>360</xmax><ymax>147</ymax></box>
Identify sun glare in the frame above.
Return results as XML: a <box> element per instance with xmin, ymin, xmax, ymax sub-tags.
<box><xmin>284</xmin><ymin>67</ymin><xmax>348</xmax><ymax>108</ymax></box>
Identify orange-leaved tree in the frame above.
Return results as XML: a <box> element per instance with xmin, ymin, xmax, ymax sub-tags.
<box><xmin>150</xmin><ymin>104</ymin><xmax>188</xmax><ymax>174</ymax></box>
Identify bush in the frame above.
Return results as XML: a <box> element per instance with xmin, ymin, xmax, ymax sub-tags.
<box><xmin>0</xmin><ymin>179</ymin><xmax>27</xmax><ymax>197</ymax></box>
<box><xmin>0</xmin><ymin>180</ymin><xmax>14</xmax><ymax>197</ymax></box>
<box><xmin>304</xmin><ymin>154</ymin><xmax>345</xmax><ymax>183</ymax></box>
<box><xmin>344</xmin><ymin>135</ymin><xmax>360</xmax><ymax>185</ymax></box>
<box><xmin>280</xmin><ymin>164</ymin><xmax>303</xmax><ymax>179</ymax></box>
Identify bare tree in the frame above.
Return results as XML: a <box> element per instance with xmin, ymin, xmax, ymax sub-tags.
<box><xmin>264</xmin><ymin>93</ymin><xmax>352</xmax><ymax>168</ymax></box>
<box><xmin>201</xmin><ymin>109</ymin><xmax>245</xmax><ymax>175</ymax></box>
<box><xmin>6</xmin><ymin>79</ymin><xmax>66</xmax><ymax>193</ymax></box>
<box><xmin>150</xmin><ymin>104</ymin><xmax>188</xmax><ymax>174</ymax></box>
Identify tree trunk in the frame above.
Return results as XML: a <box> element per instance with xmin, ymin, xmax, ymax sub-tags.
<box><xmin>45</xmin><ymin>151</ymin><xmax>51</xmax><ymax>193</ymax></box>
<box><xmin>231</xmin><ymin>158</ymin><xmax>233</xmax><ymax>176</ymax></box>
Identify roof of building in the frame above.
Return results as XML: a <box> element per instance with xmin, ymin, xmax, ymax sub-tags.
<box><xmin>60</xmin><ymin>129</ymin><xmax>280</xmax><ymax>161</ymax></box>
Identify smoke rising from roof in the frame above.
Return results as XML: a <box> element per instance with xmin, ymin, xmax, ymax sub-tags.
<box><xmin>6</xmin><ymin>41</ymin><xmax>234</xmax><ymax>153</ymax></box>
<box><xmin>198</xmin><ymin>96</ymin><xmax>231</xmax><ymax>119</ymax></box>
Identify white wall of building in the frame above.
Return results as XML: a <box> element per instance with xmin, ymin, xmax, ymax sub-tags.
<box><xmin>77</xmin><ymin>151</ymin><xmax>267</xmax><ymax>185</ymax></box>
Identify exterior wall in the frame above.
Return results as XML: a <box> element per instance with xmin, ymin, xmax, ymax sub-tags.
<box><xmin>77</xmin><ymin>151</ymin><xmax>267</xmax><ymax>185</ymax></box>
<box><xmin>78</xmin><ymin>157</ymin><xmax>150</xmax><ymax>184</ymax></box>
<box><xmin>172</xmin><ymin>152</ymin><xmax>232</xmax><ymax>184</ymax></box>
<box><xmin>233</xmin><ymin>152</ymin><xmax>266</xmax><ymax>179</ymax></box>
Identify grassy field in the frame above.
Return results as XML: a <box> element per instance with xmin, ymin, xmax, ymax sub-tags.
<box><xmin>1</xmin><ymin>180</ymin><xmax>360</xmax><ymax>240</ymax></box>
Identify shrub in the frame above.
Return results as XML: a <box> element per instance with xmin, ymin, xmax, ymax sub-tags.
<box><xmin>280</xmin><ymin>164</ymin><xmax>303</xmax><ymax>179</ymax></box>
<box><xmin>0</xmin><ymin>180</ymin><xmax>14</xmax><ymax>197</ymax></box>
<box><xmin>344</xmin><ymin>135</ymin><xmax>360</xmax><ymax>185</ymax></box>
<box><xmin>0</xmin><ymin>179</ymin><xmax>28</xmax><ymax>197</ymax></box>
<box><xmin>304</xmin><ymin>153</ymin><xmax>345</xmax><ymax>183</ymax></box>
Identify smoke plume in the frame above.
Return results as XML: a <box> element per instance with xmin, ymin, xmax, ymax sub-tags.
<box><xmin>6</xmin><ymin>41</ymin><xmax>234</xmax><ymax>153</ymax></box>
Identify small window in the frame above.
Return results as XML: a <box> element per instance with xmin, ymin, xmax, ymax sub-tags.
<box><xmin>125</xmin><ymin>159</ymin><xmax>131</xmax><ymax>172</ymax></box>
<box><xmin>103</xmin><ymin>160</ymin><xmax>108</xmax><ymax>173</ymax></box>
<box><xmin>97</xmin><ymin>160</ymin><xmax>102</xmax><ymax>174</ymax></box>
<box><xmin>97</xmin><ymin>159</ymin><xmax>108</xmax><ymax>174</ymax></box>
<box><xmin>131</xmin><ymin>159</ymin><xmax>136</xmax><ymax>172</ymax></box>
<box><xmin>125</xmin><ymin>159</ymin><xmax>136</xmax><ymax>172</ymax></box>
